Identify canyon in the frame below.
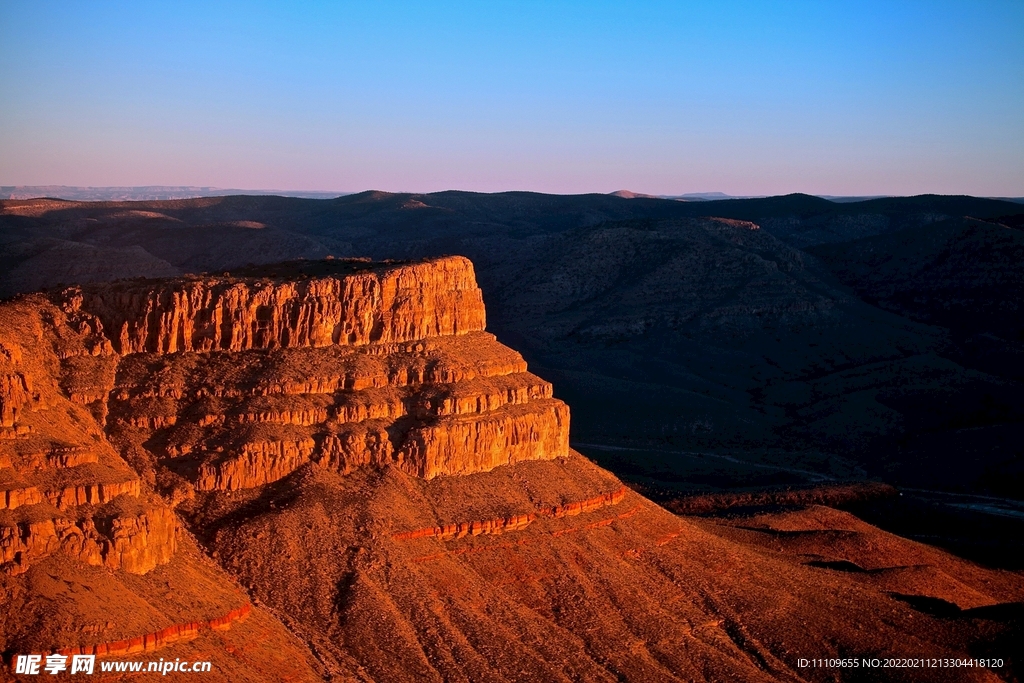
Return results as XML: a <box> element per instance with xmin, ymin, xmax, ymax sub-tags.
<box><xmin>2</xmin><ymin>253</ymin><xmax>1022</xmax><ymax>681</ymax></box>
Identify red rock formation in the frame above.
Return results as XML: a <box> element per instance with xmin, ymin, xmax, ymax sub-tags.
<box><xmin>4</xmin><ymin>472</ymin><xmax>143</xmax><ymax>506</ymax></box>
<box><xmin>0</xmin><ymin>297</ymin><xmax>165</xmax><ymax>577</ymax></box>
<box><xmin>397</xmin><ymin>400</ymin><xmax>570</xmax><ymax>479</ymax></box>
<box><xmin>45</xmin><ymin>478</ymin><xmax>144</xmax><ymax>510</ymax></box>
<box><xmin>393</xmin><ymin>513</ymin><xmax>537</xmax><ymax>541</ymax></box>
<box><xmin>239</xmin><ymin>405</ymin><xmax>330</xmax><ymax>426</ymax></box>
<box><xmin>392</xmin><ymin>486</ymin><xmax>627</xmax><ymax>541</ymax></box>
<box><xmin>316</xmin><ymin>423</ymin><xmax>395</xmax><ymax>474</ymax></box>
<box><xmin>41</xmin><ymin>446</ymin><xmax>100</xmax><ymax>469</ymax></box>
<box><xmin>73</xmin><ymin>257</ymin><xmax>486</xmax><ymax>355</ymax></box>
<box><xmin>196</xmin><ymin>437</ymin><xmax>316</xmax><ymax>491</ymax></box>
<box><xmin>408</xmin><ymin>503</ymin><xmax>644</xmax><ymax>564</ymax></box>
<box><xmin>0</xmin><ymin>257</ymin><xmax>571</xmax><ymax>580</ymax></box>
<box><xmin>549</xmin><ymin>504</ymin><xmax>641</xmax><ymax>537</ymax></box>
<box><xmin>538</xmin><ymin>485</ymin><xmax>627</xmax><ymax>518</ymax></box>
<box><xmin>102</xmin><ymin>504</ymin><xmax>177</xmax><ymax>572</ymax></box>
<box><xmin>330</xmin><ymin>392</ymin><xmax>404</xmax><ymax>423</ymax></box>
<box><xmin>2</xmin><ymin>473</ymin><xmax>142</xmax><ymax>512</ymax></box>
<box><xmin>1</xmin><ymin>501</ymin><xmax>175</xmax><ymax>575</ymax></box>
<box><xmin>421</xmin><ymin>373</ymin><xmax>553</xmax><ymax>417</ymax></box>
<box><xmin>110</xmin><ymin>342</ymin><xmax>566</xmax><ymax>491</ymax></box>
<box><xmin>111</xmin><ymin>331</ymin><xmax>528</xmax><ymax>400</ymax></box>
<box><xmin>53</xmin><ymin>604</ymin><xmax>251</xmax><ymax>658</ymax></box>
<box><xmin>0</xmin><ymin>486</ymin><xmax>45</xmax><ymax>511</ymax></box>
<box><xmin>0</xmin><ymin>372</ymin><xmax>30</xmax><ymax>428</ymax></box>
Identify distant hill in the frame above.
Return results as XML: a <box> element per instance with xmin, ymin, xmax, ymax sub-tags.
<box><xmin>817</xmin><ymin>194</ymin><xmax>892</xmax><ymax>202</ymax></box>
<box><xmin>609</xmin><ymin>189</ymin><xmax>661</xmax><ymax>199</ymax></box>
<box><xmin>809</xmin><ymin>216</ymin><xmax>1024</xmax><ymax>343</ymax></box>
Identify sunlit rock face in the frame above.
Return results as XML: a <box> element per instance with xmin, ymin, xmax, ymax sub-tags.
<box><xmin>75</xmin><ymin>256</ymin><xmax>488</xmax><ymax>354</ymax></box>
<box><xmin>1</xmin><ymin>256</ymin><xmax>568</xmax><ymax>576</ymax></box>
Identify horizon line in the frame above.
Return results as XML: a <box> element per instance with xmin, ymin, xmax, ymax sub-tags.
<box><xmin>3</xmin><ymin>185</ymin><xmax>1023</xmax><ymax>203</ymax></box>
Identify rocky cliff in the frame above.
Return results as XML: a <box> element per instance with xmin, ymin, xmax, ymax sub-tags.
<box><xmin>74</xmin><ymin>256</ymin><xmax>486</xmax><ymax>354</ymax></box>
<box><xmin>4</xmin><ymin>255</ymin><xmax>549</xmax><ymax>681</ymax></box>
<box><xmin>0</xmin><ymin>256</ymin><xmax>567</xmax><ymax>579</ymax></box>
<box><xmin>0</xmin><ymin>294</ymin><xmax>162</xmax><ymax>578</ymax></box>
<box><xmin>1</xmin><ymin>498</ymin><xmax>175</xmax><ymax>575</ymax></box>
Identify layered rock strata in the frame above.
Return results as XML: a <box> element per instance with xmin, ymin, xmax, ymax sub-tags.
<box><xmin>53</xmin><ymin>604</ymin><xmax>251</xmax><ymax>658</ymax></box>
<box><xmin>0</xmin><ymin>255</ymin><xmax>584</xmax><ymax>680</ymax></box>
<box><xmin>0</xmin><ymin>295</ymin><xmax>160</xmax><ymax>577</ymax></box>
<box><xmin>1</xmin><ymin>498</ymin><xmax>175</xmax><ymax>575</ymax></box>
<box><xmin>99</xmin><ymin>257</ymin><xmax>569</xmax><ymax>493</ymax></box>
<box><xmin>74</xmin><ymin>256</ymin><xmax>486</xmax><ymax>354</ymax></box>
<box><xmin>0</xmin><ymin>256</ymin><xmax>569</xmax><ymax>576</ymax></box>
<box><xmin>392</xmin><ymin>486</ymin><xmax>628</xmax><ymax>540</ymax></box>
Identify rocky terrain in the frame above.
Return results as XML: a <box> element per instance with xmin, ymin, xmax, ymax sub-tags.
<box><xmin>0</xmin><ymin>277</ymin><xmax>324</xmax><ymax>681</ymax></box>
<box><xmin>1</xmin><ymin>255</ymin><xmax>1022</xmax><ymax>681</ymax></box>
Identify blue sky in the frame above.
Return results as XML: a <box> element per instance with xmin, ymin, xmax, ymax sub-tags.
<box><xmin>1</xmin><ymin>1</ymin><xmax>1021</xmax><ymax>195</ymax></box>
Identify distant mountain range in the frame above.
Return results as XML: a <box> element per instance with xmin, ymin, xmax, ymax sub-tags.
<box><xmin>5</xmin><ymin>186</ymin><xmax>1019</xmax><ymax>203</ymax></box>
<box><xmin>0</xmin><ymin>185</ymin><xmax>349</xmax><ymax>201</ymax></box>
<box><xmin>626</xmin><ymin>190</ymin><xmax>1024</xmax><ymax>203</ymax></box>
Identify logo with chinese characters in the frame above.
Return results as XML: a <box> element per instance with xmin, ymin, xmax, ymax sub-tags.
<box><xmin>13</xmin><ymin>654</ymin><xmax>95</xmax><ymax>675</ymax></box>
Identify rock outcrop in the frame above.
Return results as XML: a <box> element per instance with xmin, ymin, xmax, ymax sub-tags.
<box><xmin>0</xmin><ymin>295</ymin><xmax>158</xmax><ymax>578</ymax></box>
<box><xmin>53</xmin><ymin>604</ymin><xmax>251</xmax><ymax>658</ymax></box>
<box><xmin>392</xmin><ymin>486</ymin><xmax>627</xmax><ymax>540</ymax></box>
<box><xmin>1</xmin><ymin>499</ymin><xmax>175</xmax><ymax>575</ymax></box>
<box><xmin>73</xmin><ymin>257</ymin><xmax>485</xmax><ymax>354</ymax></box>
<box><xmin>0</xmin><ymin>256</ymin><xmax>568</xmax><ymax>576</ymax></box>
<box><xmin>0</xmin><ymin>372</ymin><xmax>30</xmax><ymax>428</ymax></box>
<box><xmin>96</xmin><ymin>259</ymin><xmax>568</xmax><ymax>494</ymax></box>
<box><xmin>396</xmin><ymin>399</ymin><xmax>569</xmax><ymax>478</ymax></box>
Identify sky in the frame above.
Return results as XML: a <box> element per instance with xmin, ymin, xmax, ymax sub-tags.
<box><xmin>1</xmin><ymin>1</ymin><xmax>1022</xmax><ymax>196</ymax></box>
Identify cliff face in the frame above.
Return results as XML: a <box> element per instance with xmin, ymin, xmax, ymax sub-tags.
<box><xmin>1</xmin><ymin>256</ymin><xmax>567</xmax><ymax>576</ymax></box>
<box><xmin>131</xmin><ymin>360</ymin><xmax>568</xmax><ymax>493</ymax></box>
<box><xmin>0</xmin><ymin>294</ymin><xmax>163</xmax><ymax>580</ymax></box>
<box><xmin>72</xmin><ymin>257</ymin><xmax>486</xmax><ymax>355</ymax></box>
<box><xmin>97</xmin><ymin>256</ymin><xmax>566</xmax><ymax>495</ymax></box>
<box><xmin>0</xmin><ymin>500</ymin><xmax>175</xmax><ymax>575</ymax></box>
<box><xmin>2</xmin><ymin>255</ymin><xmax>551</xmax><ymax>679</ymax></box>
<box><xmin>0</xmin><ymin>372</ymin><xmax>30</xmax><ymax>428</ymax></box>
<box><xmin>397</xmin><ymin>399</ymin><xmax>569</xmax><ymax>478</ymax></box>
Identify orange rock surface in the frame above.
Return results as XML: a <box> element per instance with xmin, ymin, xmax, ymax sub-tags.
<box><xmin>2</xmin><ymin>257</ymin><xmax>558</xmax><ymax>580</ymax></box>
<box><xmin>1</xmin><ymin>498</ymin><xmax>175</xmax><ymax>575</ymax></box>
<box><xmin>53</xmin><ymin>604</ymin><xmax>251</xmax><ymax>658</ymax></box>
<box><xmin>73</xmin><ymin>256</ymin><xmax>485</xmax><ymax>354</ymax></box>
